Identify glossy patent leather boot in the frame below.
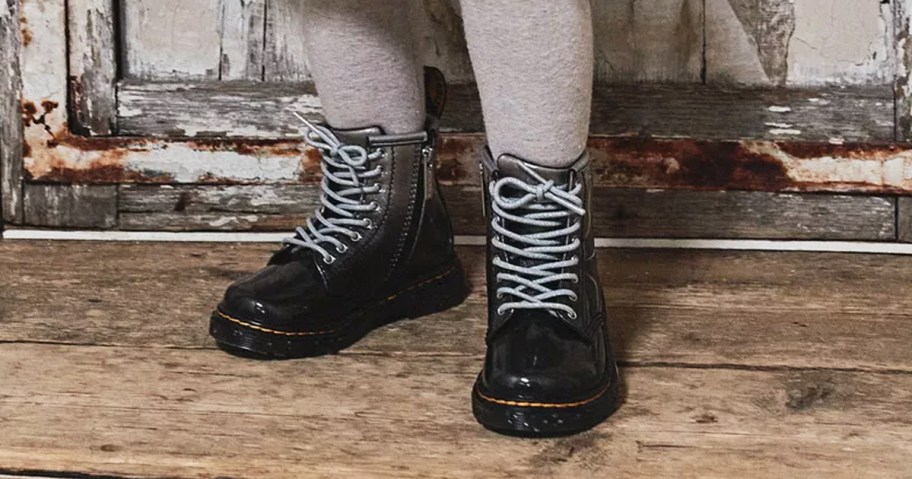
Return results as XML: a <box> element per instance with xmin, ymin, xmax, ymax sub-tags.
<box><xmin>209</xmin><ymin>69</ymin><xmax>468</xmax><ymax>358</ymax></box>
<box><xmin>471</xmin><ymin>149</ymin><xmax>620</xmax><ymax>436</ymax></box>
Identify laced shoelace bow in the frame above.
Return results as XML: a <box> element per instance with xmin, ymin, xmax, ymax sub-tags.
<box><xmin>283</xmin><ymin>113</ymin><xmax>384</xmax><ymax>264</ymax></box>
<box><xmin>490</xmin><ymin>162</ymin><xmax>586</xmax><ymax>319</ymax></box>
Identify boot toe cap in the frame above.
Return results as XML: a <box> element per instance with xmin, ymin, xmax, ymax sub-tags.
<box><xmin>478</xmin><ymin>315</ymin><xmax>610</xmax><ymax>404</ymax></box>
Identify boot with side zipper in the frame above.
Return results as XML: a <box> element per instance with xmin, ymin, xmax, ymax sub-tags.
<box><xmin>471</xmin><ymin>148</ymin><xmax>620</xmax><ymax>436</ymax></box>
<box><xmin>209</xmin><ymin>68</ymin><xmax>468</xmax><ymax>358</ymax></box>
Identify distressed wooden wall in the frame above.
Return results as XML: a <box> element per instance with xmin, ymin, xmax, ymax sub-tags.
<box><xmin>120</xmin><ymin>0</ymin><xmax>893</xmax><ymax>86</ymax></box>
<box><xmin>6</xmin><ymin>0</ymin><xmax>912</xmax><ymax>242</ymax></box>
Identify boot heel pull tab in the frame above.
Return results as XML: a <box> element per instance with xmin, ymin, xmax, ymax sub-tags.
<box><xmin>424</xmin><ymin>66</ymin><xmax>447</xmax><ymax>124</ymax></box>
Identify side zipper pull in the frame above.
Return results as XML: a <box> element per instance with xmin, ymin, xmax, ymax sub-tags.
<box><xmin>423</xmin><ymin>146</ymin><xmax>435</xmax><ymax>201</ymax></box>
<box><xmin>479</xmin><ymin>161</ymin><xmax>490</xmax><ymax>220</ymax></box>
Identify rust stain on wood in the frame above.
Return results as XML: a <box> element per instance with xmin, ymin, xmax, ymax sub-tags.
<box><xmin>22</xmin><ymin>95</ymin><xmax>309</xmax><ymax>183</ymax></box>
<box><xmin>18</xmin><ymin>10</ymin><xmax>31</xmax><ymax>47</ymax></box>
<box><xmin>590</xmin><ymin>137</ymin><xmax>793</xmax><ymax>191</ymax></box>
<box><xmin>20</xmin><ymin>114</ymin><xmax>912</xmax><ymax>193</ymax></box>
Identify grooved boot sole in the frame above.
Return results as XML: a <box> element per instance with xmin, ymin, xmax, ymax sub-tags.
<box><xmin>209</xmin><ymin>262</ymin><xmax>469</xmax><ymax>359</ymax></box>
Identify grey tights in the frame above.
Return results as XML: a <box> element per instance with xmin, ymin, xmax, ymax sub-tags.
<box><xmin>301</xmin><ymin>0</ymin><xmax>593</xmax><ymax>168</ymax></box>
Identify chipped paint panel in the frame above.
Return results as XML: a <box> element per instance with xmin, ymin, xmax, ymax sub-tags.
<box><xmin>0</xmin><ymin>0</ymin><xmax>25</xmax><ymax>222</ymax></box>
<box><xmin>117</xmin><ymin>80</ymin><xmax>323</xmax><ymax>138</ymax></box>
<box><xmin>788</xmin><ymin>0</ymin><xmax>893</xmax><ymax>86</ymax></box>
<box><xmin>895</xmin><ymin>0</ymin><xmax>912</xmax><ymax>142</ymax></box>
<box><xmin>20</xmin><ymin>124</ymin><xmax>912</xmax><ymax>193</ymax></box>
<box><xmin>593</xmin><ymin>0</ymin><xmax>704</xmax><ymax>83</ymax></box>
<box><xmin>263</xmin><ymin>0</ymin><xmax>310</xmax><ymax>81</ymax></box>
<box><xmin>220</xmin><ymin>0</ymin><xmax>266</xmax><ymax>81</ymax></box>
<box><xmin>22</xmin><ymin>127</ymin><xmax>315</xmax><ymax>184</ymax></box>
<box><xmin>586</xmin><ymin>137</ymin><xmax>912</xmax><ymax>193</ymax></box>
<box><xmin>17</xmin><ymin>0</ymin><xmax>912</xmax><ymax>197</ymax></box>
<box><xmin>118</xmin><ymin>81</ymin><xmax>896</xmax><ymax>142</ymax></box>
<box><xmin>707</xmin><ymin>0</ymin><xmax>893</xmax><ymax>86</ymax></box>
<box><xmin>121</xmin><ymin>0</ymin><xmax>222</xmax><ymax>80</ymax></box>
<box><xmin>68</xmin><ymin>0</ymin><xmax>117</xmax><ymax>135</ymax></box>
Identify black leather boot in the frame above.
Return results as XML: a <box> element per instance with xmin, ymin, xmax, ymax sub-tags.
<box><xmin>471</xmin><ymin>149</ymin><xmax>620</xmax><ymax>436</ymax></box>
<box><xmin>209</xmin><ymin>70</ymin><xmax>468</xmax><ymax>358</ymax></box>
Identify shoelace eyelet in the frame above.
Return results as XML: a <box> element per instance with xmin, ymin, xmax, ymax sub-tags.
<box><xmin>363</xmin><ymin>219</ymin><xmax>374</xmax><ymax>230</ymax></box>
<box><xmin>335</xmin><ymin>244</ymin><xmax>348</xmax><ymax>254</ymax></box>
<box><xmin>369</xmin><ymin>201</ymin><xmax>380</xmax><ymax>211</ymax></box>
<box><xmin>350</xmin><ymin>232</ymin><xmax>363</xmax><ymax>242</ymax></box>
<box><xmin>323</xmin><ymin>255</ymin><xmax>336</xmax><ymax>265</ymax></box>
<box><xmin>568</xmin><ymin>311</ymin><xmax>578</xmax><ymax>320</ymax></box>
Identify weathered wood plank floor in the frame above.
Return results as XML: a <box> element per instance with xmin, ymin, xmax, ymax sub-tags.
<box><xmin>1</xmin><ymin>241</ymin><xmax>911</xmax><ymax>478</ymax></box>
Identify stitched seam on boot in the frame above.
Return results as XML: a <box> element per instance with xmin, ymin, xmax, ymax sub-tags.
<box><xmin>216</xmin><ymin>263</ymin><xmax>459</xmax><ymax>337</ymax></box>
<box><xmin>387</xmin><ymin>144</ymin><xmax>421</xmax><ymax>278</ymax></box>
<box><xmin>474</xmin><ymin>381</ymin><xmax>612</xmax><ymax>409</ymax></box>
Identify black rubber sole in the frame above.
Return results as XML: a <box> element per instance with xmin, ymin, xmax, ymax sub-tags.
<box><xmin>471</xmin><ymin>363</ymin><xmax>621</xmax><ymax>438</ymax></box>
<box><xmin>209</xmin><ymin>262</ymin><xmax>469</xmax><ymax>359</ymax></box>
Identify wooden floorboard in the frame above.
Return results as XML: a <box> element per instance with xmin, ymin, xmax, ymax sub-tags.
<box><xmin>1</xmin><ymin>242</ymin><xmax>910</xmax><ymax>371</ymax></box>
<box><xmin>1</xmin><ymin>240</ymin><xmax>911</xmax><ymax>477</ymax></box>
<box><xmin>1</xmin><ymin>344</ymin><xmax>911</xmax><ymax>478</ymax></box>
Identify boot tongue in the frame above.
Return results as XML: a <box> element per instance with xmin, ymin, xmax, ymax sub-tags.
<box><xmin>494</xmin><ymin>154</ymin><xmax>573</xmax><ymax>186</ymax></box>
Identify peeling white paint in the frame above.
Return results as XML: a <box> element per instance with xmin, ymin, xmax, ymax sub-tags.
<box><xmin>122</xmin><ymin>145</ymin><xmax>303</xmax><ymax>183</ymax></box>
<box><xmin>788</xmin><ymin>0</ymin><xmax>893</xmax><ymax>85</ymax></box>
<box><xmin>769</xmin><ymin>128</ymin><xmax>802</xmax><ymax>136</ymax></box>
<box><xmin>748</xmin><ymin>142</ymin><xmax>912</xmax><ymax>191</ymax></box>
<box><xmin>768</xmin><ymin>106</ymin><xmax>793</xmax><ymax>113</ymax></box>
<box><xmin>208</xmin><ymin>215</ymin><xmax>260</xmax><ymax>228</ymax></box>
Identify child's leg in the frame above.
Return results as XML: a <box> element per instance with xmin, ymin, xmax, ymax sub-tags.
<box><xmin>302</xmin><ymin>0</ymin><xmax>425</xmax><ymax>134</ymax></box>
<box><xmin>460</xmin><ymin>0</ymin><xmax>593</xmax><ymax>166</ymax></box>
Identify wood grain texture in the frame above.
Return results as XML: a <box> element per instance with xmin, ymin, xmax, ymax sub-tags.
<box><xmin>899</xmin><ymin>197</ymin><xmax>912</xmax><ymax>242</ymax></box>
<box><xmin>22</xmin><ymin>184</ymin><xmax>117</xmax><ymax>228</ymax></box>
<box><xmin>121</xmin><ymin>0</ymin><xmax>222</xmax><ymax>80</ymax></box>
<box><xmin>117</xmin><ymin>80</ymin><xmax>321</xmax><ymax>138</ymax></box>
<box><xmin>593</xmin><ymin>0</ymin><xmax>704</xmax><ymax>83</ymax></box>
<box><xmin>0</xmin><ymin>0</ymin><xmax>23</xmax><ymax>224</ymax></box>
<box><xmin>114</xmin><ymin>0</ymin><xmax>894</xmax><ymax>87</ymax></box>
<box><xmin>218</xmin><ymin>0</ymin><xmax>267</xmax><ymax>81</ymax></box>
<box><xmin>67</xmin><ymin>0</ymin><xmax>117</xmax><ymax>135</ymax></box>
<box><xmin>2</xmin><ymin>241</ymin><xmax>911</xmax><ymax>476</ymax></box>
<box><xmin>896</xmin><ymin>0</ymin><xmax>912</xmax><ymax>141</ymax></box>
<box><xmin>704</xmin><ymin>0</ymin><xmax>794</xmax><ymax>85</ymax></box>
<box><xmin>117</xmin><ymin>183</ymin><xmax>897</xmax><ymax>241</ymax></box>
<box><xmin>116</xmin><ymin>81</ymin><xmax>895</xmax><ymax>142</ymax></box>
<box><xmin>262</xmin><ymin>0</ymin><xmax>310</xmax><ymax>82</ymax></box>
<box><xmin>1</xmin><ymin>343</ymin><xmax>911</xmax><ymax>478</ymax></box>
<box><xmin>2</xmin><ymin>243</ymin><xmax>912</xmax><ymax>372</ymax></box>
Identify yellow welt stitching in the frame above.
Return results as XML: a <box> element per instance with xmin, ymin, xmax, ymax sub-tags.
<box><xmin>216</xmin><ymin>310</ymin><xmax>338</xmax><ymax>336</ymax></box>
<box><xmin>217</xmin><ymin>264</ymin><xmax>459</xmax><ymax>337</ymax></box>
<box><xmin>475</xmin><ymin>382</ymin><xmax>612</xmax><ymax>409</ymax></box>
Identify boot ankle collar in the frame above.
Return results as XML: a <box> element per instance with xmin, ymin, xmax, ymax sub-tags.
<box><xmin>482</xmin><ymin>148</ymin><xmax>591</xmax><ymax>184</ymax></box>
<box><xmin>325</xmin><ymin>124</ymin><xmax>430</xmax><ymax>149</ymax></box>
